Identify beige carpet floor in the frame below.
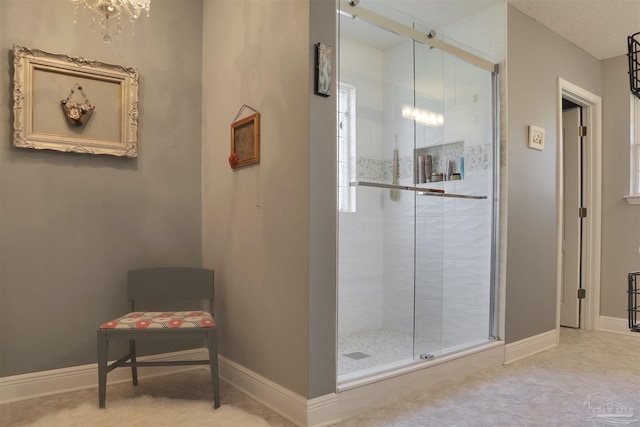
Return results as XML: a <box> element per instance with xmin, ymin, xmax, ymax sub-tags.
<box><xmin>16</xmin><ymin>395</ymin><xmax>272</xmax><ymax>427</ymax></box>
<box><xmin>1</xmin><ymin>328</ymin><xmax>639</xmax><ymax>426</ymax></box>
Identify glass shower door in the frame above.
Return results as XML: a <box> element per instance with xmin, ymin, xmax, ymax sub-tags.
<box><xmin>337</xmin><ymin>15</ymin><xmax>418</xmax><ymax>381</ymax></box>
<box><xmin>413</xmin><ymin>31</ymin><xmax>497</xmax><ymax>359</ymax></box>
<box><xmin>336</xmin><ymin>0</ymin><xmax>499</xmax><ymax>384</ymax></box>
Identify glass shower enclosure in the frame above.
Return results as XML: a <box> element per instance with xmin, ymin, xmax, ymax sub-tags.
<box><xmin>337</xmin><ymin>1</ymin><xmax>499</xmax><ymax>383</ymax></box>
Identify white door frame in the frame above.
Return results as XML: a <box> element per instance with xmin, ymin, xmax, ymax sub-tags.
<box><xmin>556</xmin><ymin>78</ymin><xmax>602</xmax><ymax>334</ymax></box>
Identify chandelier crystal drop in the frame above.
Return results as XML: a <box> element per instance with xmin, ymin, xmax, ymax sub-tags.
<box><xmin>71</xmin><ymin>0</ymin><xmax>151</xmax><ymax>43</ymax></box>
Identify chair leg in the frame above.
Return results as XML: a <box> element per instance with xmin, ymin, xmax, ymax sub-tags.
<box><xmin>129</xmin><ymin>340</ymin><xmax>138</xmax><ymax>386</ymax></box>
<box><xmin>208</xmin><ymin>328</ymin><xmax>220</xmax><ymax>409</ymax></box>
<box><xmin>97</xmin><ymin>330</ymin><xmax>108</xmax><ymax>408</ymax></box>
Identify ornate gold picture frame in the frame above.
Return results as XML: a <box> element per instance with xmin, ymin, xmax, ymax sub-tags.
<box><xmin>12</xmin><ymin>45</ymin><xmax>139</xmax><ymax>157</ymax></box>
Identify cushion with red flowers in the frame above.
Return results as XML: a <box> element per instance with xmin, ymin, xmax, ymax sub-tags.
<box><xmin>100</xmin><ymin>311</ymin><xmax>215</xmax><ymax>329</ymax></box>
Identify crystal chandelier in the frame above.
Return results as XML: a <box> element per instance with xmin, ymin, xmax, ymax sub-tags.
<box><xmin>71</xmin><ymin>0</ymin><xmax>151</xmax><ymax>43</ymax></box>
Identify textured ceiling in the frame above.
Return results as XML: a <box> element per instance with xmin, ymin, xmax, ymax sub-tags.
<box><xmin>508</xmin><ymin>0</ymin><xmax>640</xmax><ymax>60</ymax></box>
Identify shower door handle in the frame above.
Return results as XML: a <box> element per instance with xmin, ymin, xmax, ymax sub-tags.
<box><xmin>350</xmin><ymin>181</ymin><xmax>487</xmax><ymax>200</ymax></box>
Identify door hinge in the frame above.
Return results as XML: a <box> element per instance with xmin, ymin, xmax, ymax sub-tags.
<box><xmin>578</xmin><ymin>126</ymin><xmax>587</xmax><ymax>137</ymax></box>
<box><xmin>579</xmin><ymin>207</ymin><xmax>587</xmax><ymax>218</ymax></box>
<box><xmin>578</xmin><ymin>288</ymin><xmax>586</xmax><ymax>299</ymax></box>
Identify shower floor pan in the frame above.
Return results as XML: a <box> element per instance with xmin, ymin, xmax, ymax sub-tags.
<box><xmin>338</xmin><ymin>328</ymin><xmax>494</xmax><ymax>383</ymax></box>
<box><xmin>338</xmin><ymin>329</ymin><xmax>440</xmax><ymax>379</ymax></box>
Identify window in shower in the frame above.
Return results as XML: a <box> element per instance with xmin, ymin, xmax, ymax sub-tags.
<box><xmin>337</xmin><ymin>1</ymin><xmax>499</xmax><ymax>384</ymax></box>
<box><xmin>338</xmin><ymin>83</ymin><xmax>356</xmax><ymax>213</ymax></box>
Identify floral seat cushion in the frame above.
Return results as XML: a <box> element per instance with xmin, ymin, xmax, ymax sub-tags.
<box><xmin>100</xmin><ymin>311</ymin><xmax>215</xmax><ymax>329</ymax></box>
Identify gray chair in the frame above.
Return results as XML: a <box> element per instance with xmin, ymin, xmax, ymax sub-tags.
<box><xmin>97</xmin><ymin>267</ymin><xmax>220</xmax><ymax>409</ymax></box>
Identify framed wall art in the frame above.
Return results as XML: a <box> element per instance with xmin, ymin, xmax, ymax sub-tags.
<box><xmin>528</xmin><ymin>124</ymin><xmax>545</xmax><ymax>151</ymax></box>
<box><xmin>12</xmin><ymin>45</ymin><xmax>139</xmax><ymax>157</ymax></box>
<box><xmin>230</xmin><ymin>112</ymin><xmax>260</xmax><ymax>169</ymax></box>
<box><xmin>314</xmin><ymin>43</ymin><xmax>332</xmax><ymax>97</ymax></box>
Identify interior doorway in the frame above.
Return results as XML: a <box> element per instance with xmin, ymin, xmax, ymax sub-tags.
<box><xmin>560</xmin><ymin>102</ymin><xmax>583</xmax><ymax>328</ymax></box>
<box><xmin>556</xmin><ymin>79</ymin><xmax>603</xmax><ymax>334</ymax></box>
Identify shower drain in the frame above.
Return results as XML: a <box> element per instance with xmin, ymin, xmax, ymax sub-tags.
<box><xmin>343</xmin><ymin>351</ymin><xmax>371</xmax><ymax>360</ymax></box>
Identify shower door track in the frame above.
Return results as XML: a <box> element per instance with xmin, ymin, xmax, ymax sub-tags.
<box><xmin>338</xmin><ymin>0</ymin><xmax>498</xmax><ymax>73</ymax></box>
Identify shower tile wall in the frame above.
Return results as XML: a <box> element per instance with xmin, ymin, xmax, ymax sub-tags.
<box><xmin>383</xmin><ymin>171</ymin><xmax>492</xmax><ymax>351</ymax></box>
<box><xmin>441</xmin><ymin>171</ymin><xmax>492</xmax><ymax>348</ymax></box>
<box><xmin>381</xmin><ymin>38</ymin><xmax>417</xmax><ymax>337</ymax></box>
<box><xmin>338</xmin><ymin>38</ymin><xmax>386</xmax><ymax>337</ymax></box>
<box><xmin>338</xmin><ymin>212</ymin><xmax>384</xmax><ymax>336</ymax></box>
<box><xmin>381</xmin><ymin>42</ymin><xmax>493</xmax><ymax>353</ymax></box>
<box><xmin>339</xmin><ymin>193</ymin><xmax>493</xmax><ymax>349</ymax></box>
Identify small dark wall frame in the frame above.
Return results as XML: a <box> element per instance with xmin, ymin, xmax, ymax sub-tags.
<box><xmin>230</xmin><ymin>112</ymin><xmax>260</xmax><ymax>168</ymax></box>
<box><xmin>314</xmin><ymin>43</ymin><xmax>332</xmax><ymax>97</ymax></box>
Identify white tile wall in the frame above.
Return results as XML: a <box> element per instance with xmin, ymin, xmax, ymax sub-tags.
<box><xmin>414</xmin><ymin>297</ymin><xmax>444</xmax><ymax>344</ymax></box>
<box><xmin>338</xmin><ymin>189</ymin><xmax>385</xmax><ymax>335</ymax></box>
<box><xmin>340</xmin><ymin>180</ymin><xmax>492</xmax><ymax>344</ymax></box>
<box><xmin>441</xmin><ymin>300</ymin><xmax>491</xmax><ymax>348</ymax></box>
<box><xmin>415</xmin><ymin>257</ymin><xmax>444</xmax><ymax>300</ymax></box>
<box><xmin>382</xmin><ymin>291</ymin><xmax>414</xmax><ymax>334</ymax></box>
<box><xmin>338</xmin><ymin>293</ymin><xmax>385</xmax><ymax>336</ymax></box>
<box><xmin>442</xmin><ymin>259</ymin><xmax>491</xmax><ymax>306</ymax></box>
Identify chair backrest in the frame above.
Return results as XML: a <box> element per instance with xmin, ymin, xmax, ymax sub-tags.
<box><xmin>127</xmin><ymin>267</ymin><xmax>214</xmax><ymax>313</ymax></box>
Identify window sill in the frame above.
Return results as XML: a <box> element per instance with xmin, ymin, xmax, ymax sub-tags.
<box><xmin>624</xmin><ymin>195</ymin><xmax>640</xmax><ymax>205</ymax></box>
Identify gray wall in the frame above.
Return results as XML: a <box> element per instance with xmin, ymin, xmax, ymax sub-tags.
<box><xmin>505</xmin><ymin>6</ymin><xmax>601</xmax><ymax>342</ymax></box>
<box><xmin>0</xmin><ymin>0</ymin><xmax>204</xmax><ymax>376</ymax></box>
<box><xmin>601</xmin><ymin>55</ymin><xmax>640</xmax><ymax>318</ymax></box>
<box><xmin>201</xmin><ymin>0</ymin><xmax>336</xmax><ymax>400</ymax></box>
<box><xmin>308</xmin><ymin>0</ymin><xmax>337</xmax><ymax>399</ymax></box>
<box><xmin>202</xmin><ymin>0</ymin><xmax>312</xmax><ymax>398</ymax></box>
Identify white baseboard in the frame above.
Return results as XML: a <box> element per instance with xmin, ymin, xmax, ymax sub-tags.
<box><xmin>0</xmin><ymin>348</ymin><xmax>205</xmax><ymax>405</ymax></box>
<box><xmin>218</xmin><ymin>355</ymin><xmax>339</xmax><ymax>427</ymax></box>
<box><xmin>504</xmin><ymin>329</ymin><xmax>558</xmax><ymax>364</ymax></box>
<box><xmin>599</xmin><ymin>316</ymin><xmax>640</xmax><ymax>337</ymax></box>
<box><xmin>307</xmin><ymin>393</ymin><xmax>341</xmax><ymax>427</ymax></box>
<box><xmin>217</xmin><ymin>355</ymin><xmax>307</xmax><ymax>426</ymax></box>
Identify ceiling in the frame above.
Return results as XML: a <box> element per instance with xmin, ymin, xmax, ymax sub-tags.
<box><xmin>352</xmin><ymin>0</ymin><xmax>640</xmax><ymax>61</ymax></box>
<box><xmin>507</xmin><ymin>0</ymin><xmax>640</xmax><ymax>60</ymax></box>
